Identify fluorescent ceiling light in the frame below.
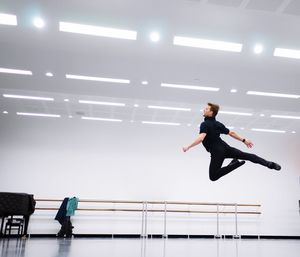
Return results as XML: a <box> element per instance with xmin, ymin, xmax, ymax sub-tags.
<box><xmin>79</xmin><ymin>100</ymin><xmax>125</xmax><ymax>106</ymax></box>
<box><xmin>274</xmin><ymin>48</ymin><xmax>300</xmax><ymax>59</ymax></box>
<box><xmin>0</xmin><ymin>13</ymin><xmax>17</xmax><ymax>25</ymax></box>
<box><xmin>3</xmin><ymin>94</ymin><xmax>54</xmax><ymax>101</ymax></box>
<box><xmin>219</xmin><ymin>111</ymin><xmax>253</xmax><ymax>116</ymax></box>
<box><xmin>148</xmin><ymin>105</ymin><xmax>191</xmax><ymax>111</ymax></box>
<box><xmin>161</xmin><ymin>83</ymin><xmax>219</xmax><ymax>91</ymax></box>
<box><xmin>33</xmin><ymin>17</ymin><xmax>45</xmax><ymax>28</ymax></box>
<box><xmin>0</xmin><ymin>67</ymin><xmax>32</xmax><ymax>75</ymax></box>
<box><xmin>16</xmin><ymin>112</ymin><xmax>60</xmax><ymax>118</ymax></box>
<box><xmin>82</xmin><ymin>117</ymin><xmax>122</xmax><ymax>122</ymax></box>
<box><xmin>59</xmin><ymin>22</ymin><xmax>137</xmax><ymax>40</ymax></box>
<box><xmin>141</xmin><ymin>81</ymin><xmax>148</xmax><ymax>85</ymax></box>
<box><xmin>230</xmin><ymin>89</ymin><xmax>237</xmax><ymax>93</ymax></box>
<box><xmin>142</xmin><ymin>121</ymin><xmax>180</xmax><ymax>126</ymax></box>
<box><xmin>3</xmin><ymin>111</ymin><xmax>8</xmax><ymax>114</ymax></box>
<box><xmin>247</xmin><ymin>91</ymin><xmax>300</xmax><ymax>99</ymax></box>
<box><xmin>66</xmin><ymin>74</ymin><xmax>130</xmax><ymax>84</ymax></box>
<box><xmin>251</xmin><ymin>128</ymin><xmax>286</xmax><ymax>133</ymax></box>
<box><xmin>173</xmin><ymin>36</ymin><xmax>242</xmax><ymax>52</ymax></box>
<box><xmin>270</xmin><ymin>115</ymin><xmax>300</xmax><ymax>120</ymax></box>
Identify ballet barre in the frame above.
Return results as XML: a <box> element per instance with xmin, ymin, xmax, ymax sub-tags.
<box><xmin>34</xmin><ymin>199</ymin><xmax>261</xmax><ymax>238</ymax></box>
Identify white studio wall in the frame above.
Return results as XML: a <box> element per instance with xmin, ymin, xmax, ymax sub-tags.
<box><xmin>0</xmin><ymin>114</ymin><xmax>299</xmax><ymax>236</ymax></box>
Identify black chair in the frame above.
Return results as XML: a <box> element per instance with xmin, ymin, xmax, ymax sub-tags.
<box><xmin>4</xmin><ymin>216</ymin><xmax>24</xmax><ymax>236</ymax></box>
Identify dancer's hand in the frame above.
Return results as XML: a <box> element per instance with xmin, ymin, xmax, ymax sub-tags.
<box><xmin>244</xmin><ymin>139</ymin><xmax>253</xmax><ymax>148</ymax></box>
<box><xmin>182</xmin><ymin>146</ymin><xmax>189</xmax><ymax>152</ymax></box>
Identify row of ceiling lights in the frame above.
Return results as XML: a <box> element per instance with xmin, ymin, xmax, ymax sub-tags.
<box><xmin>1</xmin><ymin>93</ymin><xmax>300</xmax><ymax>120</ymax></box>
<box><xmin>1</xmin><ymin>66</ymin><xmax>300</xmax><ymax>99</ymax></box>
<box><xmin>1</xmin><ymin>12</ymin><xmax>300</xmax><ymax>58</ymax></box>
<box><xmin>0</xmin><ymin>110</ymin><xmax>296</xmax><ymax>134</ymax></box>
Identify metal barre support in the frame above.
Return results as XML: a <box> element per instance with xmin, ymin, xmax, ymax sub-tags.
<box><xmin>215</xmin><ymin>204</ymin><xmax>221</xmax><ymax>238</ymax></box>
<box><xmin>144</xmin><ymin>201</ymin><xmax>148</xmax><ymax>238</ymax></box>
<box><xmin>233</xmin><ymin>203</ymin><xmax>240</xmax><ymax>239</ymax></box>
<box><xmin>141</xmin><ymin>202</ymin><xmax>144</xmax><ymax>238</ymax></box>
<box><xmin>163</xmin><ymin>202</ymin><xmax>167</xmax><ymax>238</ymax></box>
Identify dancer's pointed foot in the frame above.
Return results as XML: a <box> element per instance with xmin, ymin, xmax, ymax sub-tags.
<box><xmin>268</xmin><ymin>162</ymin><xmax>281</xmax><ymax>171</ymax></box>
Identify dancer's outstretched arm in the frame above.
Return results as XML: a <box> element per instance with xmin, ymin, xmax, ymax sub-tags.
<box><xmin>228</xmin><ymin>131</ymin><xmax>253</xmax><ymax>148</ymax></box>
<box><xmin>183</xmin><ymin>133</ymin><xmax>206</xmax><ymax>152</ymax></box>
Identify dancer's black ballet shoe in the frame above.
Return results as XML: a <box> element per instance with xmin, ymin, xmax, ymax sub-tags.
<box><xmin>268</xmin><ymin>162</ymin><xmax>281</xmax><ymax>171</ymax></box>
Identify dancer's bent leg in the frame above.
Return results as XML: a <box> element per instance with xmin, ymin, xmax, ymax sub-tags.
<box><xmin>209</xmin><ymin>144</ymin><xmax>245</xmax><ymax>181</ymax></box>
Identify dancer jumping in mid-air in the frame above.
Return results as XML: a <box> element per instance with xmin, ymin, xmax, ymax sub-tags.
<box><xmin>183</xmin><ymin>103</ymin><xmax>281</xmax><ymax>181</ymax></box>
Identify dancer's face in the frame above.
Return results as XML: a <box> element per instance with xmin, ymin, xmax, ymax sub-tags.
<box><xmin>203</xmin><ymin>105</ymin><xmax>213</xmax><ymax>117</ymax></box>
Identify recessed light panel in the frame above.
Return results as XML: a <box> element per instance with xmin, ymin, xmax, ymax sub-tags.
<box><xmin>0</xmin><ymin>13</ymin><xmax>17</xmax><ymax>25</ymax></box>
<box><xmin>173</xmin><ymin>36</ymin><xmax>243</xmax><ymax>52</ymax></box>
<box><xmin>59</xmin><ymin>22</ymin><xmax>137</xmax><ymax>40</ymax></box>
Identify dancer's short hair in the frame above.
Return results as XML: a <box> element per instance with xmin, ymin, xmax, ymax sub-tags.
<box><xmin>208</xmin><ymin>102</ymin><xmax>219</xmax><ymax>117</ymax></box>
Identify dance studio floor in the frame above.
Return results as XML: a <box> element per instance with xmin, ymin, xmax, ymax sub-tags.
<box><xmin>1</xmin><ymin>237</ymin><xmax>300</xmax><ymax>257</ymax></box>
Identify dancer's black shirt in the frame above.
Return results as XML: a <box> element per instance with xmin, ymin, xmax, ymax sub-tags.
<box><xmin>199</xmin><ymin>117</ymin><xmax>230</xmax><ymax>152</ymax></box>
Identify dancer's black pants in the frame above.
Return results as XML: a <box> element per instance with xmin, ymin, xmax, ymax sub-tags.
<box><xmin>209</xmin><ymin>141</ymin><xmax>270</xmax><ymax>181</ymax></box>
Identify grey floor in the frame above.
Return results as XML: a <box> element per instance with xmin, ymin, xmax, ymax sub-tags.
<box><xmin>1</xmin><ymin>238</ymin><xmax>300</xmax><ymax>257</ymax></box>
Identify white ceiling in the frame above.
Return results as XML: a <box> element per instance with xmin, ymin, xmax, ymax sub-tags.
<box><xmin>0</xmin><ymin>0</ymin><xmax>300</xmax><ymax>133</ymax></box>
